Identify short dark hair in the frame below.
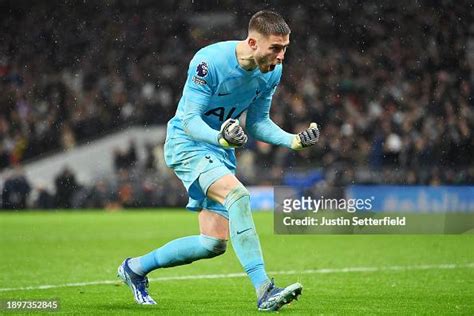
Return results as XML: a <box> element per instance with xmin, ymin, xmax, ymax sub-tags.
<box><xmin>248</xmin><ymin>10</ymin><xmax>291</xmax><ymax>36</ymax></box>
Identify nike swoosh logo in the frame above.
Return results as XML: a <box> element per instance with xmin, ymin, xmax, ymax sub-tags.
<box><xmin>218</xmin><ymin>92</ymin><xmax>231</xmax><ymax>96</ymax></box>
<box><xmin>236</xmin><ymin>228</ymin><xmax>252</xmax><ymax>235</ymax></box>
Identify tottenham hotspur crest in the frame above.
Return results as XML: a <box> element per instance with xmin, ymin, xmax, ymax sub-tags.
<box><xmin>196</xmin><ymin>62</ymin><xmax>208</xmax><ymax>77</ymax></box>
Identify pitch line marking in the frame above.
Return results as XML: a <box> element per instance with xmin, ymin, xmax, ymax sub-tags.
<box><xmin>0</xmin><ymin>262</ymin><xmax>472</xmax><ymax>292</ymax></box>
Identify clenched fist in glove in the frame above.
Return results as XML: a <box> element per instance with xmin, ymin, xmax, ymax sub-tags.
<box><xmin>290</xmin><ymin>122</ymin><xmax>320</xmax><ymax>150</ymax></box>
<box><xmin>218</xmin><ymin>119</ymin><xmax>248</xmax><ymax>148</ymax></box>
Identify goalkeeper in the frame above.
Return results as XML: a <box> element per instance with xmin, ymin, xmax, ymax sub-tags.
<box><xmin>118</xmin><ymin>10</ymin><xmax>319</xmax><ymax>311</ymax></box>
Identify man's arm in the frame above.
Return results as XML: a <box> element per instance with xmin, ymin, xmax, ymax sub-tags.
<box><xmin>182</xmin><ymin>100</ymin><xmax>220</xmax><ymax>146</ymax></box>
<box><xmin>246</xmin><ymin>85</ymin><xmax>319</xmax><ymax>150</ymax></box>
<box><xmin>181</xmin><ymin>55</ymin><xmax>248</xmax><ymax>148</ymax></box>
<box><xmin>182</xmin><ymin>102</ymin><xmax>248</xmax><ymax>148</ymax></box>
<box><xmin>246</xmin><ymin>88</ymin><xmax>294</xmax><ymax>148</ymax></box>
<box><xmin>180</xmin><ymin>57</ymin><xmax>221</xmax><ymax>146</ymax></box>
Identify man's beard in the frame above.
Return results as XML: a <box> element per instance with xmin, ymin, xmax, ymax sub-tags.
<box><xmin>256</xmin><ymin>56</ymin><xmax>275</xmax><ymax>73</ymax></box>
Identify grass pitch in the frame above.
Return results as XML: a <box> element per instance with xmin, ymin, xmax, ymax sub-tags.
<box><xmin>0</xmin><ymin>210</ymin><xmax>473</xmax><ymax>315</ymax></box>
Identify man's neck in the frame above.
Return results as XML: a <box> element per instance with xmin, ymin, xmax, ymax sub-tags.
<box><xmin>236</xmin><ymin>41</ymin><xmax>257</xmax><ymax>71</ymax></box>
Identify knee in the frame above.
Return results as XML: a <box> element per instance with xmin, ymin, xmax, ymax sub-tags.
<box><xmin>200</xmin><ymin>234</ymin><xmax>227</xmax><ymax>256</ymax></box>
<box><xmin>225</xmin><ymin>184</ymin><xmax>250</xmax><ymax>204</ymax></box>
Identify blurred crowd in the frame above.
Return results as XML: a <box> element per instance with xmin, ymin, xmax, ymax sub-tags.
<box><xmin>1</xmin><ymin>140</ymin><xmax>188</xmax><ymax>209</ymax></box>
<box><xmin>1</xmin><ymin>1</ymin><xmax>474</xmax><ymax>208</ymax></box>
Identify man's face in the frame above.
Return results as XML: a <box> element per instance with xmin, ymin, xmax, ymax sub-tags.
<box><xmin>251</xmin><ymin>33</ymin><xmax>290</xmax><ymax>73</ymax></box>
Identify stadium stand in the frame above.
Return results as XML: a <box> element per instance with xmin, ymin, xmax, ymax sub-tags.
<box><xmin>1</xmin><ymin>1</ymin><xmax>473</xmax><ymax>208</ymax></box>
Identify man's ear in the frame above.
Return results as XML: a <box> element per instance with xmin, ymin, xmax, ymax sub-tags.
<box><xmin>247</xmin><ymin>37</ymin><xmax>257</xmax><ymax>50</ymax></box>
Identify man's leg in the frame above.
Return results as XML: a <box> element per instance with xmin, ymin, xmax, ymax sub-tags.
<box><xmin>207</xmin><ymin>174</ymin><xmax>270</xmax><ymax>292</ymax></box>
<box><xmin>118</xmin><ymin>208</ymin><xmax>227</xmax><ymax>305</ymax></box>
<box><xmin>127</xmin><ymin>210</ymin><xmax>227</xmax><ymax>276</ymax></box>
<box><xmin>207</xmin><ymin>174</ymin><xmax>302</xmax><ymax>311</ymax></box>
<box><xmin>118</xmin><ymin>208</ymin><xmax>228</xmax><ymax>305</ymax></box>
<box><xmin>198</xmin><ymin>209</ymin><xmax>229</xmax><ymax>240</ymax></box>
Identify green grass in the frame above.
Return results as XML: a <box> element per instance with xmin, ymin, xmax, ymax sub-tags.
<box><xmin>0</xmin><ymin>210</ymin><xmax>473</xmax><ymax>315</ymax></box>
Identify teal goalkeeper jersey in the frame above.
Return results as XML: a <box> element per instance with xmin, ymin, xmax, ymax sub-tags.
<box><xmin>165</xmin><ymin>40</ymin><xmax>294</xmax><ymax>160</ymax></box>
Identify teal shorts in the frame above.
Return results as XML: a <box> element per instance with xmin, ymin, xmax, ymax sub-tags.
<box><xmin>164</xmin><ymin>136</ymin><xmax>236</xmax><ymax>219</ymax></box>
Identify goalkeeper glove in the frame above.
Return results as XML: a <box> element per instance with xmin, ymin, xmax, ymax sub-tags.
<box><xmin>291</xmin><ymin>122</ymin><xmax>320</xmax><ymax>150</ymax></box>
<box><xmin>218</xmin><ymin>118</ymin><xmax>248</xmax><ymax>148</ymax></box>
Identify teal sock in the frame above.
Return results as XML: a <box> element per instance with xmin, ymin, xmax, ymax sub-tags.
<box><xmin>128</xmin><ymin>234</ymin><xmax>227</xmax><ymax>276</ymax></box>
<box><xmin>224</xmin><ymin>184</ymin><xmax>270</xmax><ymax>290</ymax></box>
